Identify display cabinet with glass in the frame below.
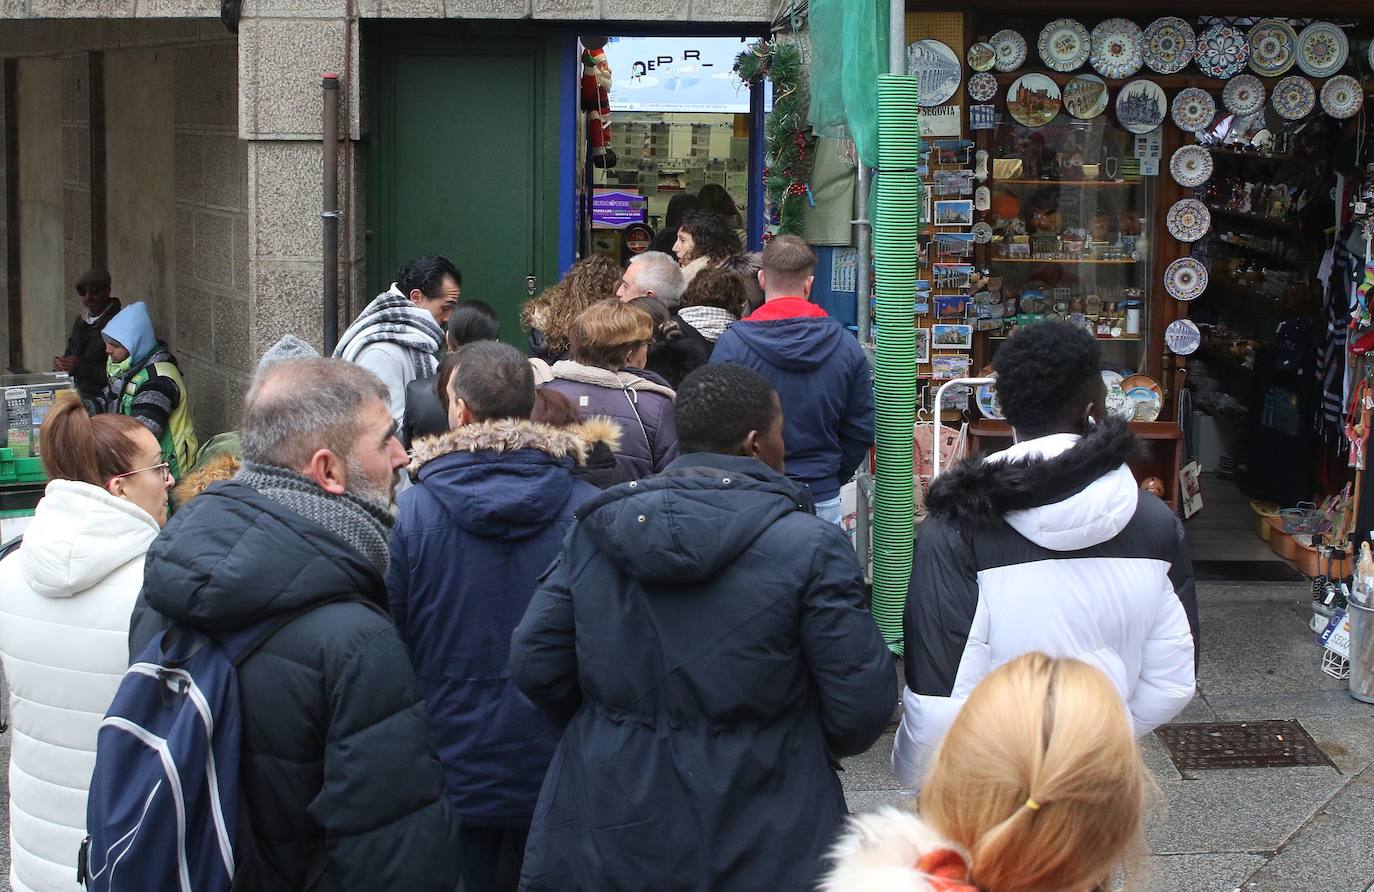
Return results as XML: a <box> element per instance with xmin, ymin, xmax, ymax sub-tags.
<box><xmin>980</xmin><ymin>114</ymin><xmax>1155</xmax><ymax>373</ymax></box>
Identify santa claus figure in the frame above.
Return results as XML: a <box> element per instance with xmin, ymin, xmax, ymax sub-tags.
<box><xmin>581</xmin><ymin>37</ymin><xmax>615</xmax><ymax>169</ymax></box>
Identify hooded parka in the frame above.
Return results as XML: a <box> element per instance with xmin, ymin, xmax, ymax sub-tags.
<box><xmin>510</xmin><ymin>453</ymin><xmax>896</xmax><ymax>892</ymax></box>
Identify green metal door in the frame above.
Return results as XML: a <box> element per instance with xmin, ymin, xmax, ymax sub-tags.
<box><xmin>369</xmin><ymin>30</ymin><xmax>562</xmax><ymax>346</ymax></box>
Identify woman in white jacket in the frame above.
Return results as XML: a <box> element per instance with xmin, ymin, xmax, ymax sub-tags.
<box><xmin>0</xmin><ymin>395</ymin><xmax>172</xmax><ymax>891</ymax></box>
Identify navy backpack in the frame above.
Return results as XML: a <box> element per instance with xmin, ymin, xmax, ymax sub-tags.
<box><xmin>79</xmin><ymin>613</ymin><xmax>306</xmax><ymax>891</ymax></box>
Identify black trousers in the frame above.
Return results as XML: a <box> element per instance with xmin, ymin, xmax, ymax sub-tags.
<box><xmin>458</xmin><ymin>823</ymin><xmax>529</xmax><ymax>892</ymax></box>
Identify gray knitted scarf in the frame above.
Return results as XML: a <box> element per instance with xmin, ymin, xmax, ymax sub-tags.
<box><xmin>332</xmin><ymin>285</ymin><xmax>443</xmax><ymax>381</ymax></box>
<box><xmin>236</xmin><ymin>461</ymin><xmax>395</xmax><ymax>576</ymax></box>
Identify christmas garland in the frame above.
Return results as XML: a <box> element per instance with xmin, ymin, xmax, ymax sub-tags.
<box><xmin>736</xmin><ymin>41</ymin><xmax>813</xmax><ymax>238</ymax></box>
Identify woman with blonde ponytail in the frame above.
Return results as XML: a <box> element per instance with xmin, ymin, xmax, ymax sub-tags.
<box><xmin>822</xmin><ymin>653</ymin><xmax>1151</xmax><ymax>892</ymax></box>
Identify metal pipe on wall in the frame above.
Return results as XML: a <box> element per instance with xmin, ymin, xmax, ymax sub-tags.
<box><xmin>890</xmin><ymin>0</ymin><xmax>905</xmax><ymax>74</ymax></box>
<box><xmin>322</xmin><ymin>73</ymin><xmax>341</xmax><ymax>355</ymax></box>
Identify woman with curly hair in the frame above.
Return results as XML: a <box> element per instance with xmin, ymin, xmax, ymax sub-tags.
<box><xmin>674</xmin><ymin>210</ymin><xmax>743</xmax><ymax>287</ymax></box>
<box><xmin>521</xmin><ymin>255</ymin><xmax>621</xmax><ymax>363</ymax></box>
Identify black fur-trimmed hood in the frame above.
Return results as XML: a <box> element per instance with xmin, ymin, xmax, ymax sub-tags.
<box><xmin>927</xmin><ymin>419</ymin><xmax>1142</xmax><ymax>548</ymax></box>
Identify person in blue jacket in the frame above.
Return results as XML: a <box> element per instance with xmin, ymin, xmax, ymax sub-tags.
<box><xmin>510</xmin><ymin>363</ymin><xmax>895</xmax><ymax>892</ymax></box>
<box><xmin>709</xmin><ymin>234</ymin><xmax>874</xmax><ymax>524</ymax></box>
<box><xmin>388</xmin><ymin>340</ymin><xmax>600</xmax><ymax>892</ymax></box>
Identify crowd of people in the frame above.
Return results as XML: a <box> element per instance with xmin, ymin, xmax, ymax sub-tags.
<box><xmin>0</xmin><ymin>209</ymin><xmax>1199</xmax><ymax>891</ymax></box>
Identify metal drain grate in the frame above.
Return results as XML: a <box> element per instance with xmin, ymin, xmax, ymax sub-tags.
<box><xmin>1155</xmin><ymin>720</ymin><xmax>1335</xmax><ymax>771</ymax></box>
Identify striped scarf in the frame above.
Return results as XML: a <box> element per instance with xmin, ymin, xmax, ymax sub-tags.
<box><xmin>333</xmin><ymin>285</ymin><xmax>443</xmax><ymax>381</ymax></box>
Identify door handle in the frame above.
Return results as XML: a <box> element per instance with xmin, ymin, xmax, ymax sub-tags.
<box><xmin>524</xmin><ymin>274</ymin><xmax>538</xmax><ymax>296</ymax></box>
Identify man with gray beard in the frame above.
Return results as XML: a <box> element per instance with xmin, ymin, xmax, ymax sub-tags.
<box><xmin>127</xmin><ymin>357</ymin><xmax>460</xmax><ymax>890</ymax></box>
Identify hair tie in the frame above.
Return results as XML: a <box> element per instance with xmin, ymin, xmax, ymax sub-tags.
<box><xmin>1024</xmin><ymin>798</ymin><xmax>1041</xmax><ymax>812</ymax></box>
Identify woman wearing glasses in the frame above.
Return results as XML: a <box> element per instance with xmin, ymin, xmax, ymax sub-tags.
<box><xmin>0</xmin><ymin>394</ymin><xmax>173</xmax><ymax>891</ymax></box>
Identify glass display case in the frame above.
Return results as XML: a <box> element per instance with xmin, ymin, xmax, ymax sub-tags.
<box><xmin>982</xmin><ymin>113</ymin><xmax>1156</xmax><ymax>373</ymax></box>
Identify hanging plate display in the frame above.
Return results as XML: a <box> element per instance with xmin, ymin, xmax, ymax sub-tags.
<box><xmin>906</xmin><ymin>40</ymin><xmax>962</xmax><ymax>108</ymax></box>
<box><xmin>972</xmin><ymin>222</ymin><xmax>994</xmax><ymax>244</ymax></box>
<box><xmin>967</xmin><ymin>41</ymin><xmax>997</xmax><ymax>72</ymax></box>
<box><xmin>1125</xmin><ymin>387</ymin><xmax>1163</xmax><ymax>422</ymax></box>
<box><xmin>1195</xmin><ymin>24</ymin><xmax>1250</xmax><ymax>79</ymax></box>
<box><xmin>1170</xmin><ymin>145</ymin><xmax>1214</xmax><ymax>188</ymax></box>
<box><xmin>1143</xmin><ymin>17</ymin><xmax>1196</xmax><ymax>75</ymax></box>
<box><xmin>968</xmin><ymin>72</ymin><xmax>998</xmax><ymax>103</ymax></box>
<box><xmin>1007</xmin><ymin>73</ymin><xmax>1062</xmax><ymax>128</ymax></box>
<box><xmin>1171</xmin><ymin>88</ymin><xmax>1217</xmax><ymax>133</ymax></box>
<box><xmin>1167</xmin><ymin>199</ymin><xmax>1211</xmax><ymax>243</ymax></box>
<box><xmin>1296</xmin><ymin>22</ymin><xmax>1348</xmax><ymax>78</ymax></box>
<box><xmin>1321</xmin><ymin>75</ymin><xmax>1363</xmax><ymax>119</ymax></box>
<box><xmin>1166</xmin><ymin>319</ymin><xmax>1203</xmax><ymax>355</ymax></box>
<box><xmin>1039</xmin><ymin>18</ymin><xmax>1092</xmax><ymax>72</ymax></box>
<box><xmin>1165</xmin><ymin>257</ymin><xmax>1208</xmax><ymax>301</ymax></box>
<box><xmin>1247</xmin><ymin>19</ymin><xmax>1297</xmax><ymax>77</ymax></box>
<box><xmin>1115</xmin><ymin>79</ymin><xmax>1166</xmax><ymax>134</ymax></box>
<box><xmin>1064</xmin><ymin>74</ymin><xmax>1109</xmax><ymax>120</ymax></box>
<box><xmin>990</xmin><ymin>29</ymin><xmax>1028</xmax><ymax>72</ymax></box>
<box><xmin>1272</xmin><ymin>75</ymin><xmax>1316</xmax><ymax>120</ymax></box>
<box><xmin>976</xmin><ymin>378</ymin><xmax>1004</xmax><ymax>420</ymax></box>
<box><xmin>1090</xmin><ymin>18</ymin><xmax>1144</xmax><ymax>79</ymax></box>
<box><xmin>1223</xmin><ymin>75</ymin><xmax>1266</xmax><ymax>116</ymax></box>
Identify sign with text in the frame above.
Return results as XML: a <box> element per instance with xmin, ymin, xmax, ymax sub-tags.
<box><xmin>592</xmin><ymin>189</ymin><xmax>647</xmax><ymax>229</ymax></box>
<box><xmin>605</xmin><ymin>37</ymin><xmax>764</xmax><ymax>113</ymax></box>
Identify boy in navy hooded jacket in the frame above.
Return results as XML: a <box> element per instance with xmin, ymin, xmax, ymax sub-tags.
<box><xmin>710</xmin><ymin>235</ymin><xmax>873</xmax><ymax>523</ymax></box>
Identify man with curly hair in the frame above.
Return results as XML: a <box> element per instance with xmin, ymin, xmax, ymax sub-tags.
<box><xmin>892</xmin><ymin>320</ymin><xmax>1199</xmax><ymax>791</ymax></box>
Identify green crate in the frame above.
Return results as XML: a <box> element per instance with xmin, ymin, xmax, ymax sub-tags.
<box><xmin>0</xmin><ymin>447</ymin><xmax>47</xmax><ymax>485</ymax></box>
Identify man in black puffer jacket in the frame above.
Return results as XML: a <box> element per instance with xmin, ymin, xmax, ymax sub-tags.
<box><xmin>128</xmin><ymin>357</ymin><xmax>460</xmax><ymax>890</ymax></box>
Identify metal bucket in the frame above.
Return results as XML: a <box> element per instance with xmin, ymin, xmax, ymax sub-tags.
<box><xmin>1350</xmin><ymin>597</ymin><xmax>1374</xmax><ymax>704</ymax></box>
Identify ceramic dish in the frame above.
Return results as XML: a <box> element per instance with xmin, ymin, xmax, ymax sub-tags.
<box><xmin>1321</xmin><ymin>74</ymin><xmax>1363</xmax><ymax>120</ymax></box>
<box><xmin>1039</xmin><ymin>18</ymin><xmax>1092</xmax><ymax>72</ymax></box>
<box><xmin>1248</xmin><ymin>19</ymin><xmax>1298</xmax><ymax>76</ymax></box>
<box><xmin>1063</xmin><ymin>74</ymin><xmax>1109</xmax><ymax>120</ymax></box>
<box><xmin>907</xmin><ymin>39</ymin><xmax>962</xmax><ymax>108</ymax></box>
<box><xmin>1165</xmin><ymin>257</ymin><xmax>1208</xmax><ymax>301</ymax></box>
<box><xmin>1143</xmin><ymin>16</ymin><xmax>1196</xmax><ymax>75</ymax></box>
<box><xmin>1171</xmin><ymin>87</ymin><xmax>1216</xmax><ymax>133</ymax></box>
<box><xmin>971</xmin><ymin>222</ymin><xmax>994</xmax><ymax>244</ymax></box>
<box><xmin>1122</xmin><ymin>374</ymin><xmax>1163</xmax><ymax>402</ymax></box>
<box><xmin>968</xmin><ymin>71</ymin><xmax>998</xmax><ymax>103</ymax></box>
<box><xmin>1107</xmin><ymin>386</ymin><xmax>1136</xmax><ymax>422</ymax></box>
<box><xmin>1116</xmin><ymin>79</ymin><xmax>1167</xmax><ymax>134</ymax></box>
<box><xmin>1126</xmin><ymin>386</ymin><xmax>1163</xmax><ymax>422</ymax></box>
<box><xmin>1101</xmin><ymin>369</ymin><xmax>1124</xmax><ymax>390</ymax></box>
<box><xmin>1170</xmin><ymin>144</ymin><xmax>1214</xmax><ymax>188</ymax></box>
<box><xmin>1296</xmin><ymin>21</ymin><xmax>1348</xmax><ymax>78</ymax></box>
<box><xmin>1167</xmin><ymin>199</ymin><xmax>1211</xmax><ymax>243</ymax></box>
<box><xmin>990</xmin><ymin>29</ymin><xmax>1028</xmax><ymax>72</ymax></box>
<box><xmin>1223</xmin><ymin>74</ymin><xmax>1266</xmax><ymax>116</ymax></box>
<box><xmin>1007</xmin><ymin>73</ymin><xmax>1062</xmax><ymax>128</ymax></box>
<box><xmin>1166</xmin><ymin>318</ymin><xmax>1202</xmax><ymax>355</ymax></box>
<box><xmin>1272</xmin><ymin>75</ymin><xmax>1317</xmax><ymax>120</ymax></box>
<box><xmin>967</xmin><ymin>41</ymin><xmax>997</xmax><ymax>72</ymax></box>
<box><xmin>976</xmin><ymin>379</ymin><xmax>1004</xmax><ymax>420</ymax></box>
<box><xmin>1091</xmin><ymin>18</ymin><xmax>1144</xmax><ymax>79</ymax></box>
<box><xmin>1195</xmin><ymin>23</ymin><xmax>1250</xmax><ymax>79</ymax></box>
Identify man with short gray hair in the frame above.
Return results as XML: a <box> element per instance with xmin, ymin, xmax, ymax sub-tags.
<box><xmin>129</xmin><ymin>357</ymin><xmax>460</xmax><ymax>890</ymax></box>
<box><xmin>616</xmin><ymin>250</ymin><xmax>686</xmax><ymax>309</ymax></box>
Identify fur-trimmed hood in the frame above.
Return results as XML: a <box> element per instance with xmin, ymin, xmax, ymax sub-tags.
<box><xmin>926</xmin><ymin>418</ymin><xmax>1141</xmax><ymax>551</ymax></box>
<box><xmin>171</xmin><ymin>452</ymin><xmax>241</xmax><ymax>510</ymax></box>
<box><xmin>573</xmin><ymin>416</ymin><xmax>622</xmax><ymax>453</ymax></box>
<box><xmin>820</xmin><ymin>808</ymin><xmax>975</xmax><ymax>892</ymax></box>
<box><xmin>409</xmin><ymin>419</ymin><xmax>588</xmax><ymax>473</ymax></box>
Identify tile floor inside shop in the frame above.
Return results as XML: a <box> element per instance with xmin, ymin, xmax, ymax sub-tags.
<box><xmin>1</xmin><ymin>476</ymin><xmax>1371</xmax><ymax>890</ymax></box>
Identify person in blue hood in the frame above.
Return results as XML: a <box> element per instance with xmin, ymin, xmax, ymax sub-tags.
<box><xmin>88</xmin><ymin>301</ymin><xmax>198</xmax><ymax>480</ymax></box>
<box><xmin>709</xmin><ymin>234</ymin><xmax>874</xmax><ymax>524</ymax></box>
<box><xmin>510</xmin><ymin>363</ymin><xmax>895</xmax><ymax>892</ymax></box>
<box><xmin>389</xmin><ymin>340</ymin><xmax>600</xmax><ymax>892</ymax></box>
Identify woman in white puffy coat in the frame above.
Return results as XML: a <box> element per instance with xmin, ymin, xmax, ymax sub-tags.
<box><xmin>0</xmin><ymin>395</ymin><xmax>172</xmax><ymax>891</ymax></box>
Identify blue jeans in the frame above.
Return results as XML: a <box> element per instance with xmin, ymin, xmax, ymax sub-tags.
<box><xmin>815</xmin><ymin>495</ymin><xmax>843</xmax><ymax>526</ymax></box>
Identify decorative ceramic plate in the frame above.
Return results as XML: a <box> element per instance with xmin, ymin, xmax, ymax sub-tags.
<box><xmin>1122</xmin><ymin>374</ymin><xmax>1163</xmax><ymax>401</ymax></box>
<box><xmin>1126</xmin><ymin>387</ymin><xmax>1163</xmax><ymax>422</ymax></box>
<box><xmin>1321</xmin><ymin>75</ymin><xmax>1363</xmax><ymax>119</ymax></box>
<box><xmin>1171</xmin><ymin>88</ymin><xmax>1217</xmax><ymax>133</ymax></box>
<box><xmin>1007</xmin><ymin>73</ymin><xmax>1062</xmax><ymax>128</ymax></box>
<box><xmin>1369</xmin><ymin>39</ymin><xmax>1374</xmax><ymax>76</ymax></box>
<box><xmin>907</xmin><ymin>40</ymin><xmax>962</xmax><ymax>108</ymax></box>
<box><xmin>1272</xmin><ymin>75</ymin><xmax>1316</xmax><ymax>120</ymax></box>
<box><xmin>1091</xmin><ymin>18</ymin><xmax>1144</xmax><ymax>79</ymax></box>
<box><xmin>1064</xmin><ymin>74</ymin><xmax>1109</xmax><ymax>119</ymax></box>
<box><xmin>1223</xmin><ymin>75</ymin><xmax>1266</xmax><ymax>116</ymax></box>
<box><xmin>1248</xmin><ymin>19</ymin><xmax>1298</xmax><ymax>76</ymax></box>
<box><xmin>1101</xmin><ymin>369</ymin><xmax>1124</xmax><ymax>390</ymax></box>
<box><xmin>967</xmin><ymin>41</ymin><xmax>997</xmax><ymax>72</ymax></box>
<box><xmin>976</xmin><ymin>378</ymin><xmax>1004</xmax><ymax>420</ymax></box>
<box><xmin>1143</xmin><ymin>17</ymin><xmax>1196</xmax><ymax>75</ymax></box>
<box><xmin>1170</xmin><ymin>145</ymin><xmax>1214</xmax><ymax>188</ymax></box>
<box><xmin>1165</xmin><ymin>257</ymin><xmax>1208</xmax><ymax>301</ymax></box>
<box><xmin>991</xmin><ymin>29</ymin><xmax>1028</xmax><ymax>72</ymax></box>
<box><xmin>1167</xmin><ymin>199</ymin><xmax>1211</xmax><ymax>243</ymax></box>
<box><xmin>971</xmin><ymin>222</ymin><xmax>994</xmax><ymax>244</ymax></box>
<box><xmin>1039</xmin><ymin>18</ymin><xmax>1091</xmax><ymax>72</ymax></box>
<box><xmin>1195</xmin><ymin>24</ymin><xmax>1250</xmax><ymax>79</ymax></box>
<box><xmin>1116</xmin><ymin>79</ymin><xmax>1167</xmax><ymax>134</ymax></box>
<box><xmin>1166</xmin><ymin>318</ymin><xmax>1203</xmax><ymax>355</ymax></box>
<box><xmin>968</xmin><ymin>72</ymin><xmax>998</xmax><ymax>102</ymax></box>
<box><xmin>1106</xmin><ymin>386</ymin><xmax>1135</xmax><ymax>422</ymax></box>
<box><xmin>1296</xmin><ymin>22</ymin><xmax>1348</xmax><ymax>78</ymax></box>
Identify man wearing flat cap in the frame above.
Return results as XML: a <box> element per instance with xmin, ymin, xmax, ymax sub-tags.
<box><xmin>54</xmin><ymin>268</ymin><xmax>120</xmax><ymax>401</ymax></box>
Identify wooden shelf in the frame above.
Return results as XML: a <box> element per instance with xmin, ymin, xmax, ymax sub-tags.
<box><xmin>989</xmin><ymin>257</ymin><xmax>1139</xmax><ymax>264</ymax></box>
<box><xmin>1207</xmin><ymin>205</ymin><xmax>1305</xmax><ymax>233</ymax></box>
<box><xmin>990</xmin><ymin>335</ymin><xmax>1145</xmax><ymax>342</ymax></box>
<box><xmin>1206</xmin><ymin>147</ymin><xmax>1308</xmax><ymax>163</ymax></box>
<box><xmin>970</xmin><ymin>419</ymin><xmax>1181</xmax><ymax>440</ymax></box>
<box><xmin>994</xmin><ymin>178</ymin><xmax>1142</xmax><ymax>187</ymax></box>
